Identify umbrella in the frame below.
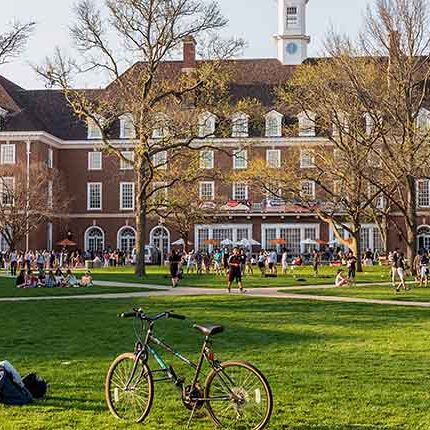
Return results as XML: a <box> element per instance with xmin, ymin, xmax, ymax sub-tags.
<box><xmin>171</xmin><ymin>238</ymin><xmax>185</xmax><ymax>246</ymax></box>
<box><xmin>204</xmin><ymin>239</ymin><xmax>218</xmax><ymax>245</ymax></box>
<box><xmin>269</xmin><ymin>238</ymin><xmax>288</xmax><ymax>245</ymax></box>
<box><xmin>248</xmin><ymin>238</ymin><xmax>261</xmax><ymax>246</ymax></box>
<box><xmin>301</xmin><ymin>238</ymin><xmax>319</xmax><ymax>245</ymax></box>
<box><xmin>57</xmin><ymin>239</ymin><xmax>77</xmax><ymax>247</ymax></box>
<box><xmin>220</xmin><ymin>238</ymin><xmax>234</xmax><ymax>246</ymax></box>
<box><xmin>316</xmin><ymin>239</ymin><xmax>328</xmax><ymax>245</ymax></box>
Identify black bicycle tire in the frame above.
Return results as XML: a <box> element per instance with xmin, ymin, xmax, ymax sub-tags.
<box><xmin>105</xmin><ymin>352</ymin><xmax>154</xmax><ymax>423</ymax></box>
<box><xmin>204</xmin><ymin>360</ymin><xmax>273</xmax><ymax>430</ymax></box>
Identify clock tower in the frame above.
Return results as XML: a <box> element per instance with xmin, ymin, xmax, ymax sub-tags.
<box><xmin>274</xmin><ymin>0</ymin><xmax>310</xmax><ymax>65</ymax></box>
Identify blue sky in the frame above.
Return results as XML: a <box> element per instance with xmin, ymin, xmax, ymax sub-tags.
<box><xmin>0</xmin><ymin>0</ymin><xmax>369</xmax><ymax>89</ymax></box>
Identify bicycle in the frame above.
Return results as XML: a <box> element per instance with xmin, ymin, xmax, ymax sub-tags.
<box><xmin>105</xmin><ymin>308</ymin><xmax>273</xmax><ymax>429</ymax></box>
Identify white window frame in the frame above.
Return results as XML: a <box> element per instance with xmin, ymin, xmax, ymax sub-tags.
<box><xmin>298</xmin><ymin>111</ymin><xmax>316</xmax><ymax>137</ymax></box>
<box><xmin>120</xmin><ymin>182</ymin><xmax>135</xmax><ymax>211</ymax></box>
<box><xmin>47</xmin><ymin>148</ymin><xmax>53</xmax><ymax>169</ymax></box>
<box><xmin>417</xmin><ymin>108</ymin><xmax>430</xmax><ymax>131</ymax></box>
<box><xmin>286</xmin><ymin>6</ymin><xmax>299</xmax><ymax>28</ymax></box>
<box><xmin>87</xmin><ymin>117</ymin><xmax>103</xmax><ymax>140</ymax></box>
<box><xmin>198</xmin><ymin>112</ymin><xmax>217</xmax><ymax>138</ymax></box>
<box><xmin>368</xmin><ymin>183</ymin><xmax>386</xmax><ymax>209</ymax></box>
<box><xmin>0</xmin><ymin>177</ymin><xmax>14</xmax><ymax>206</ymax></box>
<box><xmin>232</xmin><ymin>182</ymin><xmax>249</xmax><ymax>201</ymax></box>
<box><xmin>417</xmin><ymin>179</ymin><xmax>430</xmax><ymax>208</ymax></box>
<box><xmin>266</xmin><ymin>149</ymin><xmax>281</xmax><ymax>168</ymax></box>
<box><xmin>199</xmin><ymin>181</ymin><xmax>215</xmax><ymax>201</ymax></box>
<box><xmin>120</xmin><ymin>151</ymin><xmax>134</xmax><ymax>170</ymax></box>
<box><xmin>152</xmin><ymin>151</ymin><xmax>168</xmax><ymax>170</ymax></box>
<box><xmin>88</xmin><ymin>151</ymin><xmax>102</xmax><ymax>171</ymax></box>
<box><xmin>194</xmin><ymin>223</ymin><xmax>252</xmax><ymax>252</ymax></box>
<box><xmin>265</xmin><ymin>110</ymin><xmax>283</xmax><ymax>138</ymax></box>
<box><xmin>47</xmin><ymin>180</ymin><xmax>53</xmax><ymax>209</ymax></box>
<box><xmin>120</xmin><ymin>113</ymin><xmax>136</xmax><ymax>139</ymax></box>
<box><xmin>233</xmin><ymin>149</ymin><xmax>248</xmax><ymax>169</ymax></box>
<box><xmin>300</xmin><ymin>180</ymin><xmax>316</xmax><ymax>200</ymax></box>
<box><xmin>152</xmin><ymin>113</ymin><xmax>169</xmax><ymax>139</ymax></box>
<box><xmin>87</xmin><ymin>182</ymin><xmax>102</xmax><ymax>211</ymax></box>
<box><xmin>300</xmin><ymin>150</ymin><xmax>315</xmax><ymax>168</ymax></box>
<box><xmin>0</xmin><ymin>144</ymin><xmax>15</xmax><ymax>164</ymax></box>
<box><xmin>231</xmin><ymin>112</ymin><xmax>249</xmax><ymax>138</ymax></box>
<box><xmin>199</xmin><ymin>150</ymin><xmax>214</xmax><ymax>169</ymax></box>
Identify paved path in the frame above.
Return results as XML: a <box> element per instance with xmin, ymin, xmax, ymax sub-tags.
<box><xmin>1</xmin><ymin>279</ymin><xmax>430</xmax><ymax>308</ymax></box>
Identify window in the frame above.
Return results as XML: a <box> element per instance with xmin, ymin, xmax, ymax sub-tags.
<box><xmin>266</xmin><ymin>183</ymin><xmax>282</xmax><ymax>198</ymax></box>
<box><xmin>152</xmin><ymin>182</ymin><xmax>168</xmax><ymax>203</ymax></box>
<box><xmin>286</xmin><ymin>6</ymin><xmax>298</xmax><ymax>27</ymax></box>
<box><xmin>120</xmin><ymin>114</ymin><xmax>136</xmax><ymax>139</ymax></box>
<box><xmin>300</xmin><ymin>180</ymin><xmax>315</xmax><ymax>200</ymax></box>
<box><xmin>120</xmin><ymin>151</ymin><xmax>134</xmax><ymax>170</ymax></box>
<box><xmin>300</xmin><ymin>150</ymin><xmax>315</xmax><ymax>168</ymax></box>
<box><xmin>152</xmin><ymin>113</ymin><xmax>169</xmax><ymax>139</ymax></box>
<box><xmin>0</xmin><ymin>177</ymin><xmax>14</xmax><ymax>206</ymax></box>
<box><xmin>47</xmin><ymin>180</ymin><xmax>53</xmax><ymax>209</ymax></box>
<box><xmin>368</xmin><ymin>184</ymin><xmax>385</xmax><ymax>209</ymax></box>
<box><xmin>199</xmin><ymin>112</ymin><xmax>217</xmax><ymax>138</ymax></box>
<box><xmin>0</xmin><ymin>144</ymin><xmax>15</xmax><ymax>164</ymax></box>
<box><xmin>118</xmin><ymin>227</ymin><xmax>136</xmax><ymax>253</ymax></box>
<box><xmin>88</xmin><ymin>151</ymin><xmax>102</xmax><ymax>170</ymax></box>
<box><xmin>417</xmin><ymin>180</ymin><xmax>430</xmax><ymax>208</ymax></box>
<box><xmin>265</xmin><ymin>111</ymin><xmax>283</xmax><ymax>137</ymax></box>
<box><xmin>120</xmin><ymin>182</ymin><xmax>135</xmax><ymax>210</ymax></box>
<box><xmin>87</xmin><ymin>183</ymin><xmax>102</xmax><ymax>210</ymax></box>
<box><xmin>85</xmin><ymin>227</ymin><xmax>104</xmax><ymax>252</ymax></box>
<box><xmin>364</xmin><ymin>112</ymin><xmax>375</xmax><ymax>136</ymax></box>
<box><xmin>152</xmin><ymin>151</ymin><xmax>167</xmax><ymax>169</ymax></box>
<box><xmin>266</xmin><ymin>149</ymin><xmax>281</xmax><ymax>168</ymax></box>
<box><xmin>232</xmin><ymin>112</ymin><xmax>249</xmax><ymax>138</ymax></box>
<box><xmin>47</xmin><ymin>148</ymin><xmax>53</xmax><ymax>168</ymax></box>
<box><xmin>233</xmin><ymin>149</ymin><xmax>248</xmax><ymax>169</ymax></box>
<box><xmin>200</xmin><ymin>150</ymin><xmax>214</xmax><ymax>169</ymax></box>
<box><xmin>298</xmin><ymin>111</ymin><xmax>316</xmax><ymax>137</ymax></box>
<box><xmin>332</xmin><ymin>112</ymin><xmax>348</xmax><ymax>137</ymax></box>
<box><xmin>233</xmin><ymin>183</ymin><xmax>248</xmax><ymax>201</ymax></box>
<box><xmin>417</xmin><ymin>108</ymin><xmax>430</xmax><ymax>131</ymax></box>
<box><xmin>199</xmin><ymin>181</ymin><xmax>214</xmax><ymax>201</ymax></box>
<box><xmin>0</xmin><ymin>108</ymin><xmax>6</xmax><ymax>131</ymax></box>
<box><xmin>87</xmin><ymin>118</ymin><xmax>103</xmax><ymax>139</ymax></box>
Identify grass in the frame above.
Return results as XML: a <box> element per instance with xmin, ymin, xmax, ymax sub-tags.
<box><xmin>0</xmin><ymin>277</ymin><xmax>150</xmax><ymax>298</ymax></box>
<box><xmin>1</xmin><ymin>291</ymin><xmax>430</xmax><ymax>429</ymax></box>
<box><xmin>68</xmin><ymin>264</ymin><xmax>396</xmax><ymax>289</ymax></box>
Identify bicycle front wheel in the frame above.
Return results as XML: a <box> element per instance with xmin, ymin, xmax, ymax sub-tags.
<box><xmin>105</xmin><ymin>352</ymin><xmax>153</xmax><ymax>423</ymax></box>
<box><xmin>204</xmin><ymin>361</ymin><xmax>273</xmax><ymax>430</ymax></box>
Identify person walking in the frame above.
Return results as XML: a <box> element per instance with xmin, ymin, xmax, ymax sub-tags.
<box><xmin>10</xmin><ymin>250</ymin><xmax>17</xmax><ymax>277</ymax></box>
<box><xmin>419</xmin><ymin>251</ymin><xmax>429</xmax><ymax>288</ymax></box>
<box><xmin>395</xmin><ymin>252</ymin><xmax>408</xmax><ymax>292</ymax></box>
<box><xmin>312</xmin><ymin>249</ymin><xmax>320</xmax><ymax>277</ymax></box>
<box><xmin>227</xmin><ymin>247</ymin><xmax>245</xmax><ymax>293</ymax></box>
<box><xmin>346</xmin><ymin>251</ymin><xmax>357</xmax><ymax>286</ymax></box>
<box><xmin>281</xmin><ymin>249</ymin><xmax>288</xmax><ymax>274</ymax></box>
<box><xmin>168</xmin><ymin>250</ymin><xmax>182</xmax><ymax>288</ymax></box>
<box><xmin>391</xmin><ymin>248</ymin><xmax>400</xmax><ymax>286</ymax></box>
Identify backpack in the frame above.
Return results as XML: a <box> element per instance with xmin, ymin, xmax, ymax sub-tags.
<box><xmin>0</xmin><ymin>366</ymin><xmax>33</xmax><ymax>406</ymax></box>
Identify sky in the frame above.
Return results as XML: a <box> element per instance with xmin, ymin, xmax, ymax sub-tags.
<box><xmin>0</xmin><ymin>0</ymin><xmax>370</xmax><ymax>89</ymax></box>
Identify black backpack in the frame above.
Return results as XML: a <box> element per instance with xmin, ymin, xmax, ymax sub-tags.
<box><xmin>0</xmin><ymin>366</ymin><xmax>33</xmax><ymax>406</ymax></box>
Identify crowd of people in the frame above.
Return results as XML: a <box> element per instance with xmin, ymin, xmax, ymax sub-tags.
<box><xmin>15</xmin><ymin>269</ymin><xmax>93</xmax><ymax>289</ymax></box>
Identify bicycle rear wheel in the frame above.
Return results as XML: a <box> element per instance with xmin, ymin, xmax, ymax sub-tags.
<box><xmin>205</xmin><ymin>361</ymin><xmax>273</xmax><ymax>430</ymax></box>
<box><xmin>105</xmin><ymin>352</ymin><xmax>153</xmax><ymax>423</ymax></box>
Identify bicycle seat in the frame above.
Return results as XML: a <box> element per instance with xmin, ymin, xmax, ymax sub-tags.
<box><xmin>193</xmin><ymin>324</ymin><xmax>224</xmax><ymax>337</ymax></box>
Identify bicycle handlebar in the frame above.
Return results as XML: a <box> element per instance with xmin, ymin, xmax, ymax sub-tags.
<box><xmin>119</xmin><ymin>308</ymin><xmax>186</xmax><ymax>322</ymax></box>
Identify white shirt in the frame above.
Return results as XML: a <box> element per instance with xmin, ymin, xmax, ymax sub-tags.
<box><xmin>0</xmin><ymin>360</ymin><xmax>24</xmax><ymax>387</ymax></box>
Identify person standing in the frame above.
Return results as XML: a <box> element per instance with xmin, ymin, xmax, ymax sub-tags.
<box><xmin>391</xmin><ymin>248</ymin><xmax>400</xmax><ymax>286</ymax></box>
<box><xmin>227</xmin><ymin>247</ymin><xmax>245</xmax><ymax>293</ymax></box>
<box><xmin>168</xmin><ymin>250</ymin><xmax>182</xmax><ymax>288</ymax></box>
<box><xmin>395</xmin><ymin>252</ymin><xmax>408</xmax><ymax>292</ymax></box>
<box><xmin>346</xmin><ymin>251</ymin><xmax>357</xmax><ymax>286</ymax></box>
<box><xmin>10</xmin><ymin>250</ymin><xmax>17</xmax><ymax>277</ymax></box>
<box><xmin>312</xmin><ymin>249</ymin><xmax>320</xmax><ymax>277</ymax></box>
<box><xmin>281</xmin><ymin>249</ymin><xmax>288</xmax><ymax>274</ymax></box>
<box><xmin>419</xmin><ymin>251</ymin><xmax>429</xmax><ymax>288</ymax></box>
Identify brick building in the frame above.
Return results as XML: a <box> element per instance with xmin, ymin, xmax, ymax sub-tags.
<box><xmin>0</xmin><ymin>0</ymin><xmax>428</xmax><ymax>256</ymax></box>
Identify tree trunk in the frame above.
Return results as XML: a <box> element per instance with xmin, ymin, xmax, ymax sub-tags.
<box><xmin>351</xmin><ymin>227</ymin><xmax>363</xmax><ymax>273</ymax></box>
<box><xmin>405</xmin><ymin>175</ymin><xmax>417</xmax><ymax>266</ymax></box>
<box><xmin>135</xmin><ymin>172</ymin><xmax>147</xmax><ymax>277</ymax></box>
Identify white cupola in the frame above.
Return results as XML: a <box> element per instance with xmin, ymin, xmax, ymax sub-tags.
<box><xmin>274</xmin><ymin>0</ymin><xmax>311</xmax><ymax>65</ymax></box>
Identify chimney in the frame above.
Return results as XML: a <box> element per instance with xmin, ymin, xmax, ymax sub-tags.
<box><xmin>182</xmin><ymin>36</ymin><xmax>196</xmax><ymax>71</ymax></box>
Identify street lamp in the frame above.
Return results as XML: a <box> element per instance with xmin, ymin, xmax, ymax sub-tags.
<box><xmin>158</xmin><ymin>217</ymin><xmax>165</xmax><ymax>267</ymax></box>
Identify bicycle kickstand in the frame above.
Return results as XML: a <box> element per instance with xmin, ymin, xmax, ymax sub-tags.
<box><xmin>186</xmin><ymin>402</ymin><xmax>198</xmax><ymax>430</ymax></box>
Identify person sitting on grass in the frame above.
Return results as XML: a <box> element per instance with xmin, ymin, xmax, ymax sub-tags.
<box><xmin>45</xmin><ymin>270</ymin><xmax>57</xmax><ymax>288</ymax></box>
<box><xmin>24</xmin><ymin>270</ymin><xmax>38</xmax><ymax>288</ymax></box>
<box><xmin>37</xmin><ymin>270</ymin><xmax>46</xmax><ymax>288</ymax></box>
<box><xmin>16</xmin><ymin>270</ymin><xmax>26</xmax><ymax>288</ymax></box>
<box><xmin>335</xmin><ymin>269</ymin><xmax>351</xmax><ymax>287</ymax></box>
<box><xmin>0</xmin><ymin>360</ymin><xmax>47</xmax><ymax>405</ymax></box>
<box><xmin>80</xmin><ymin>271</ymin><xmax>94</xmax><ymax>287</ymax></box>
<box><xmin>63</xmin><ymin>269</ymin><xmax>79</xmax><ymax>288</ymax></box>
<box><xmin>54</xmin><ymin>268</ymin><xmax>64</xmax><ymax>286</ymax></box>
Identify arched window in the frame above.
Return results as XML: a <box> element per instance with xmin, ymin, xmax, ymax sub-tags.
<box><xmin>119</xmin><ymin>113</ymin><xmax>136</xmax><ymax>139</ymax></box>
<box><xmin>297</xmin><ymin>111</ymin><xmax>316</xmax><ymax>137</ymax></box>
<box><xmin>84</xmin><ymin>226</ymin><xmax>105</xmax><ymax>252</ymax></box>
<box><xmin>198</xmin><ymin>111</ymin><xmax>217</xmax><ymax>138</ymax></box>
<box><xmin>117</xmin><ymin>227</ymin><xmax>136</xmax><ymax>253</ymax></box>
<box><xmin>418</xmin><ymin>225</ymin><xmax>430</xmax><ymax>252</ymax></box>
<box><xmin>231</xmin><ymin>112</ymin><xmax>249</xmax><ymax>138</ymax></box>
<box><xmin>149</xmin><ymin>226</ymin><xmax>170</xmax><ymax>256</ymax></box>
<box><xmin>265</xmin><ymin>110</ymin><xmax>283</xmax><ymax>137</ymax></box>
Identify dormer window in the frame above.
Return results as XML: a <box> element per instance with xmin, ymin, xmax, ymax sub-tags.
<box><xmin>152</xmin><ymin>113</ymin><xmax>169</xmax><ymax>139</ymax></box>
<box><xmin>417</xmin><ymin>108</ymin><xmax>430</xmax><ymax>131</ymax></box>
<box><xmin>297</xmin><ymin>111</ymin><xmax>316</xmax><ymax>137</ymax></box>
<box><xmin>332</xmin><ymin>111</ymin><xmax>348</xmax><ymax>137</ymax></box>
<box><xmin>198</xmin><ymin>111</ymin><xmax>217</xmax><ymax>138</ymax></box>
<box><xmin>364</xmin><ymin>112</ymin><xmax>375</xmax><ymax>136</ymax></box>
<box><xmin>286</xmin><ymin>6</ymin><xmax>298</xmax><ymax>28</ymax></box>
<box><xmin>87</xmin><ymin>117</ymin><xmax>104</xmax><ymax>140</ymax></box>
<box><xmin>120</xmin><ymin>114</ymin><xmax>136</xmax><ymax>139</ymax></box>
<box><xmin>232</xmin><ymin>112</ymin><xmax>249</xmax><ymax>138</ymax></box>
<box><xmin>0</xmin><ymin>107</ymin><xmax>7</xmax><ymax>131</ymax></box>
<box><xmin>265</xmin><ymin>110</ymin><xmax>283</xmax><ymax>137</ymax></box>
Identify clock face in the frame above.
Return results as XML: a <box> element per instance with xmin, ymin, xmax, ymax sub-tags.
<box><xmin>286</xmin><ymin>42</ymin><xmax>298</xmax><ymax>55</ymax></box>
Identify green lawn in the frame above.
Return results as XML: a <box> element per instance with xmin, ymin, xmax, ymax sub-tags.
<box><xmin>70</xmin><ymin>264</ymin><xmax>396</xmax><ymax>289</ymax></box>
<box><xmin>1</xmin><ymin>292</ymin><xmax>430</xmax><ymax>429</ymax></box>
<box><xmin>0</xmin><ymin>277</ymin><xmax>149</xmax><ymax>298</ymax></box>
<box><xmin>290</xmin><ymin>283</ymin><xmax>430</xmax><ymax>302</ymax></box>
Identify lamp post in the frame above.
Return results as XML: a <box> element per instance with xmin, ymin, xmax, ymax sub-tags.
<box><xmin>158</xmin><ymin>217</ymin><xmax>165</xmax><ymax>267</ymax></box>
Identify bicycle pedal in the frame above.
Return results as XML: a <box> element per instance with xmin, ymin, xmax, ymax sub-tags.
<box><xmin>175</xmin><ymin>377</ymin><xmax>185</xmax><ymax>387</ymax></box>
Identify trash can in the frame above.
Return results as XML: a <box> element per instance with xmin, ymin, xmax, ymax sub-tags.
<box><xmin>85</xmin><ymin>260</ymin><xmax>94</xmax><ymax>269</ymax></box>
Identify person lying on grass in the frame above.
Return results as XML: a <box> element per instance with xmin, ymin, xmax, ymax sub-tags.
<box><xmin>335</xmin><ymin>269</ymin><xmax>351</xmax><ymax>287</ymax></box>
<box><xmin>80</xmin><ymin>271</ymin><xmax>94</xmax><ymax>287</ymax></box>
<box><xmin>0</xmin><ymin>360</ymin><xmax>47</xmax><ymax>405</ymax></box>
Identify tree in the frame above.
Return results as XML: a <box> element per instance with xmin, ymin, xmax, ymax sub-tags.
<box><xmin>0</xmin><ymin>21</ymin><xmax>35</xmax><ymax>65</ymax></box>
<box><xmin>0</xmin><ymin>162</ymin><xmax>68</xmax><ymax>250</ymax></box>
<box><xmin>37</xmin><ymin>0</ymin><xmax>246</xmax><ymax>276</ymax></box>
